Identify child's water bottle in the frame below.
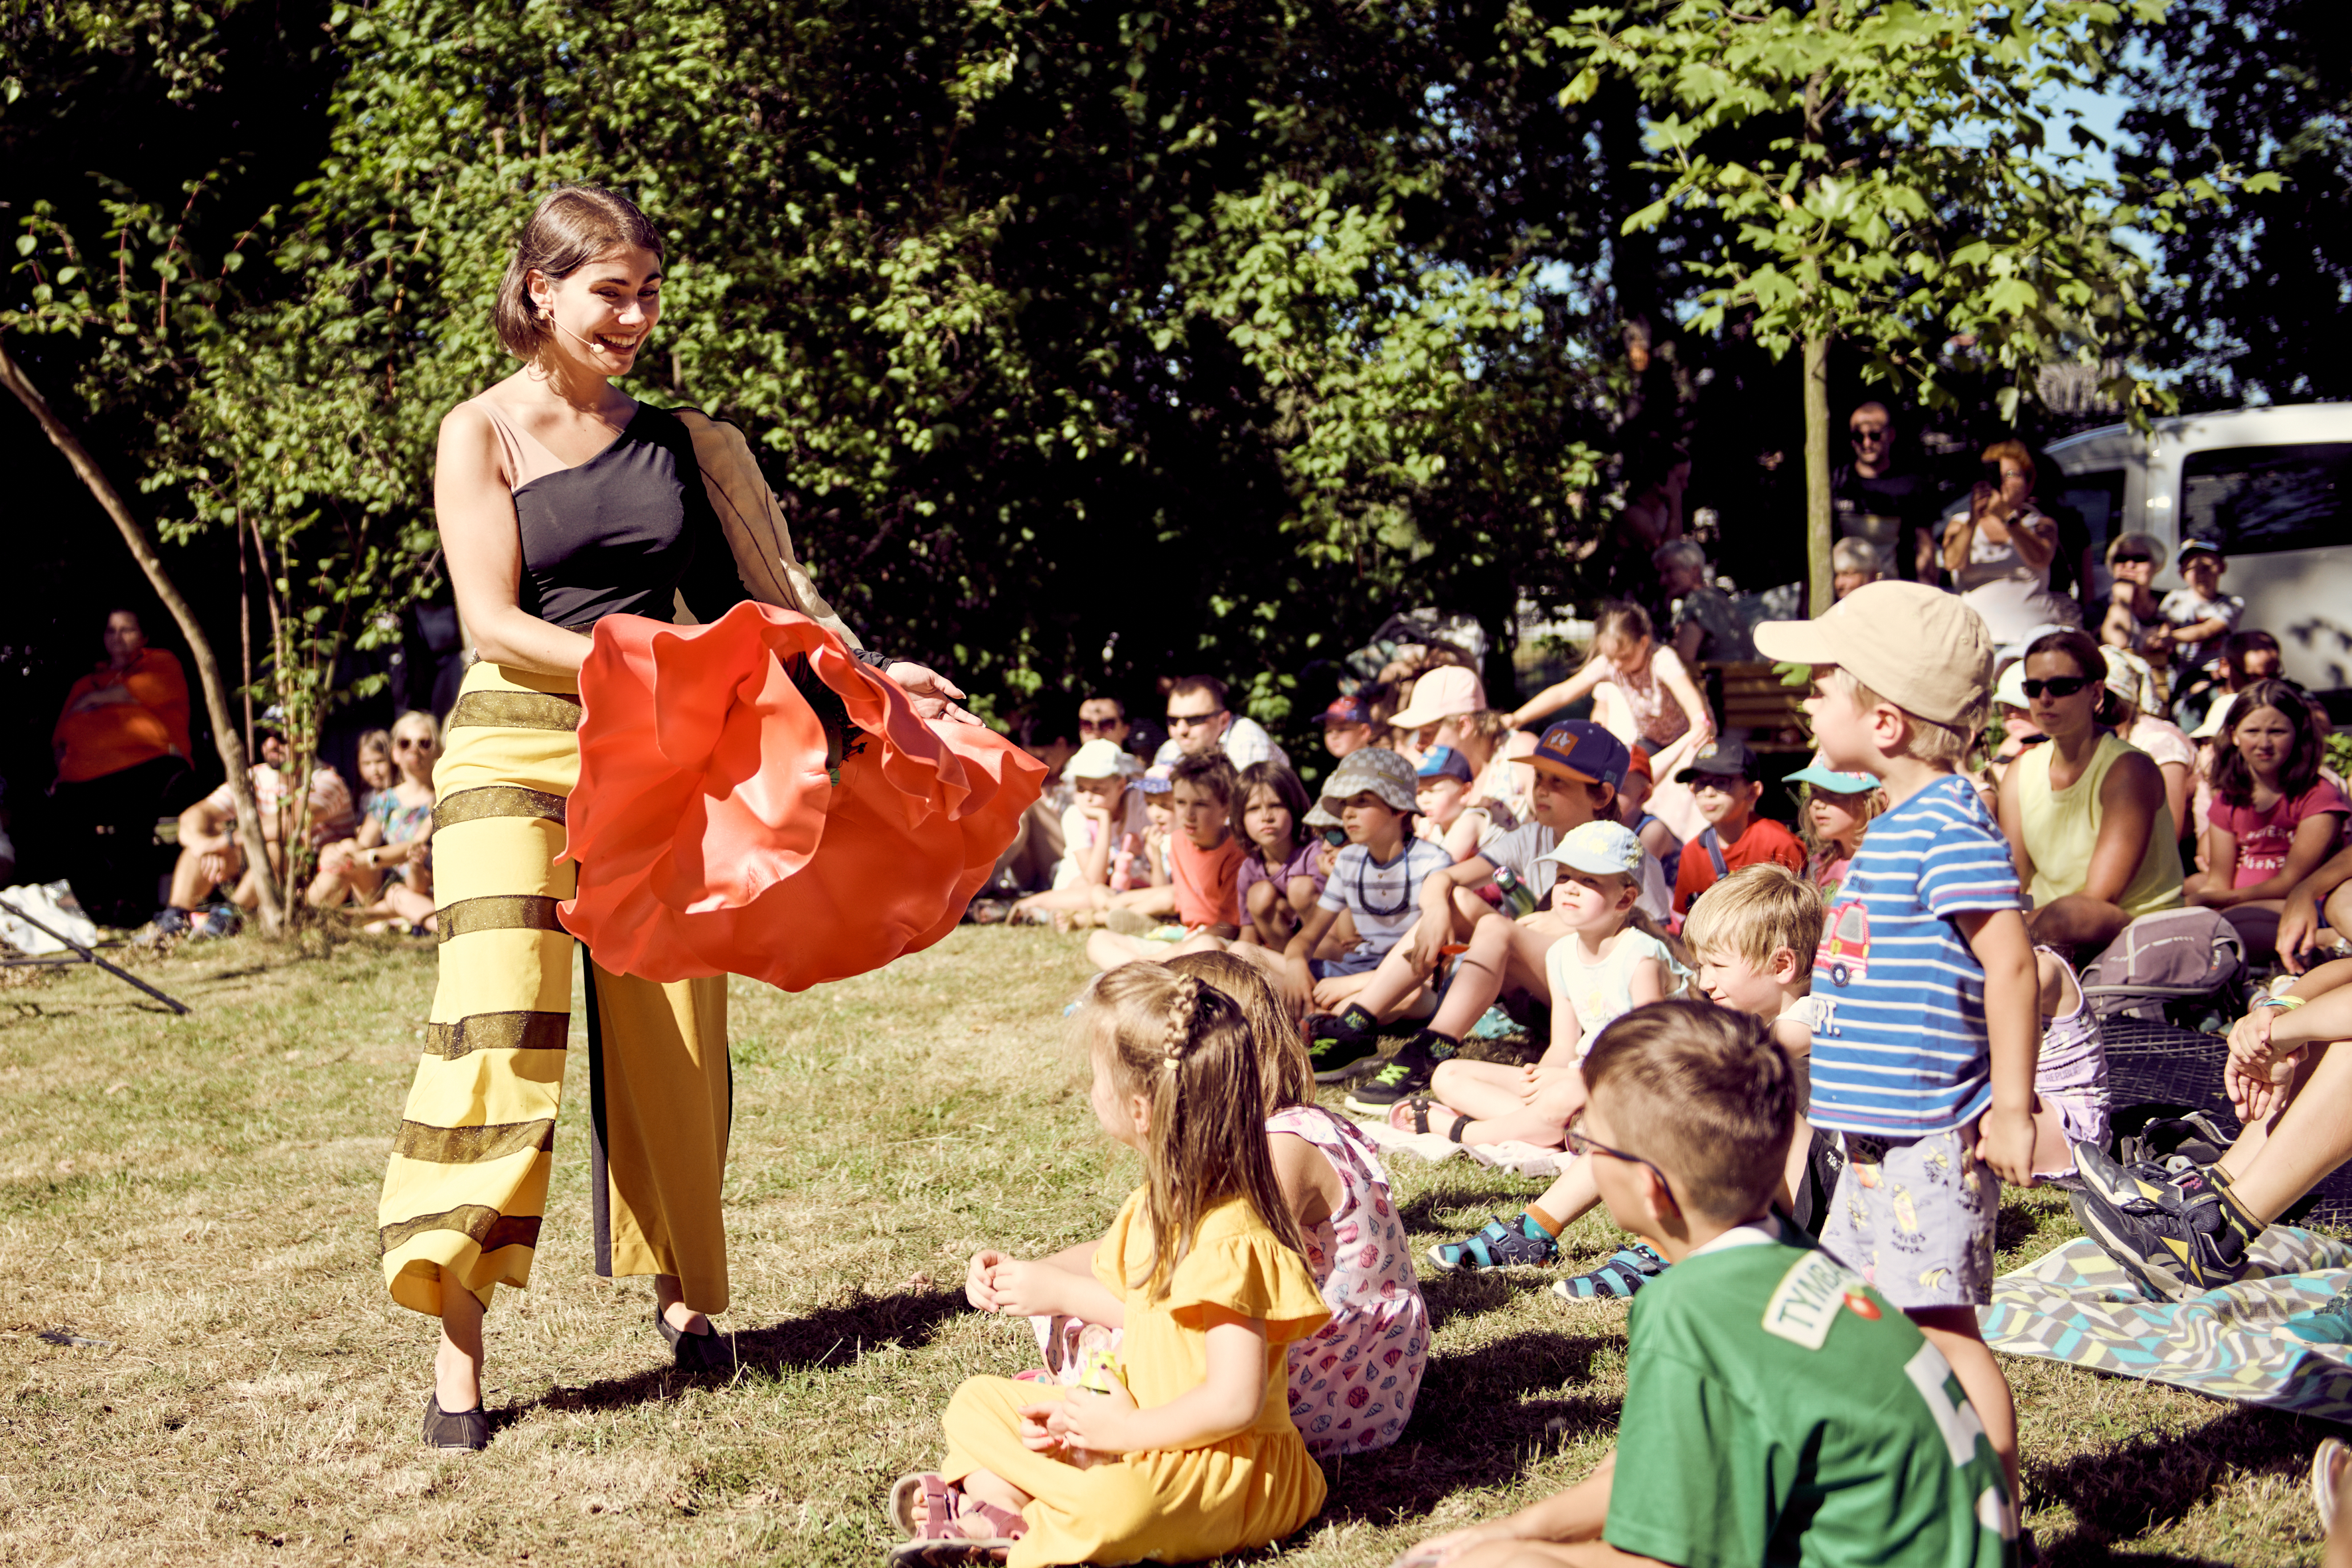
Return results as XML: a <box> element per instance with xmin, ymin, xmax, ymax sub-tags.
<box><xmin>1490</xmin><ymin>865</ymin><xmax>1539</xmax><ymax>918</ymax></box>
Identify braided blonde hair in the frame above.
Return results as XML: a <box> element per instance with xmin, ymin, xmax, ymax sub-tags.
<box><xmin>1076</xmin><ymin>965</ymin><xmax>1308</xmax><ymax>1299</ymax></box>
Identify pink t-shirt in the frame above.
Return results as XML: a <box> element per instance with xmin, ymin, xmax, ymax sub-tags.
<box><xmin>2213</xmin><ymin>781</ymin><xmax>2351</xmax><ymax>886</ymax></box>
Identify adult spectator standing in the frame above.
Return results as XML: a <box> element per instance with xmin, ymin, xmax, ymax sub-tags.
<box><xmin>1831</xmin><ymin>402</ymin><xmax>1941</xmax><ymax>584</ymax></box>
<box><xmin>48</xmin><ymin>607</ymin><xmax>193</xmax><ymax>927</ymax></box>
<box><xmin>1157</xmin><ymin>674</ymin><xmax>1291</xmax><ymax>772</ymax></box>
<box><xmin>1944</xmin><ymin>440</ymin><xmax>2081</xmax><ymax>649</ymax></box>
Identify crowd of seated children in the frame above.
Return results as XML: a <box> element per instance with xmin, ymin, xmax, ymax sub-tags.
<box><xmin>1086</xmin><ymin>754</ymin><xmax>1245</xmax><ymax>967</ymax></box>
<box><xmin>1376</xmin><ymin>821</ymin><xmax>1684</xmax><ymax>1150</ymax></box>
<box><xmin>957</xmin><ymin>954</ymin><xmax>1427</xmax><ymax>1470</ymax></box>
<box><xmin>307</xmin><ymin>711</ymin><xmax>440</xmax><ymax>934</ymax></box>
<box><xmin>1669</xmin><ymin>740</ymin><xmax>1805</xmax><ymax>917</ymax></box>
<box><xmin>1391</xmin><ymin>1001</ymin><xmax>2016</xmax><ymax>1568</ymax></box>
<box><xmin>1010</xmin><ymin>740</ymin><xmax>1156</xmax><ymax>930</ymax></box>
<box><xmin>1306</xmin><ymin>724</ymin><xmax>1672</xmax><ymax>1111</ymax></box>
<box><xmin>1513</xmin><ymin>603</ymin><xmax>1715</xmax><ymax>805</ymax></box>
<box><xmin>1422</xmin><ymin>861</ymin><xmax>1818</xmax><ymax>1299</ymax></box>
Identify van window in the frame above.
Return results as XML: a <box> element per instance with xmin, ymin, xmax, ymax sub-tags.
<box><xmin>2180</xmin><ymin>443</ymin><xmax>2352</xmax><ymax>556</ymax></box>
<box><xmin>2055</xmin><ymin>469</ymin><xmax>2124</xmax><ymax>558</ymax></box>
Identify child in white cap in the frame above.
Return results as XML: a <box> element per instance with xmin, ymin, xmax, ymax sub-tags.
<box><xmin>1010</xmin><ymin>738</ymin><xmax>1153</xmax><ymax>928</ymax></box>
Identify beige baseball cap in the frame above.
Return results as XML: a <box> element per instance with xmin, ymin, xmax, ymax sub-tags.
<box><xmin>1751</xmin><ymin>582</ymin><xmax>1993</xmax><ymax>727</ymax></box>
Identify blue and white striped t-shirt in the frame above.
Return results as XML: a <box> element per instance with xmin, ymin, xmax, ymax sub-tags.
<box><xmin>1806</xmin><ymin>774</ymin><xmax>2022</xmax><ymax>1137</ymax></box>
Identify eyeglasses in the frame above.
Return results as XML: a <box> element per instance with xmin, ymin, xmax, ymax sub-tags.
<box><xmin>1565</xmin><ymin>1112</ymin><xmax>1676</xmax><ymax>1204</ymax></box>
<box><xmin>1165</xmin><ymin>709</ymin><xmax>1224</xmax><ymax>730</ymax></box>
<box><xmin>394</xmin><ymin>737</ymin><xmax>435</xmax><ymax>750</ymax></box>
<box><xmin>2021</xmin><ymin>676</ymin><xmax>2090</xmax><ymax>700</ymax></box>
<box><xmin>2112</xmin><ymin>553</ymin><xmax>2153</xmax><ymax>566</ymax></box>
<box><xmin>1077</xmin><ymin>718</ymin><xmax>1122</xmax><ymax>733</ymax></box>
<box><xmin>1848</xmin><ymin>426</ymin><xmax>1889</xmax><ymax>442</ymax></box>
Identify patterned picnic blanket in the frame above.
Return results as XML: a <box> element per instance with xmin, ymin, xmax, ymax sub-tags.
<box><xmin>1982</xmin><ymin>1227</ymin><xmax>2352</xmax><ymax>1419</ymax></box>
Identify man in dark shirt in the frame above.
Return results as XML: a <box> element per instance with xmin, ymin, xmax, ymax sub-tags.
<box><xmin>1830</xmin><ymin>402</ymin><xmax>1942</xmax><ymax>585</ymax></box>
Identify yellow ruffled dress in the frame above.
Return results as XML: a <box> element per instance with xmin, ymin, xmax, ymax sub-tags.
<box><xmin>941</xmin><ymin>1190</ymin><xmax>1332</xmax><ymax>1567</ymax></box>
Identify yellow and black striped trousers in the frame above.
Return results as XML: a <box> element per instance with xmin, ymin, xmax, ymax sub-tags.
<box><xmin>377</xmin><ymin>661</ymin><xmax>732</xmax><ymax>1319</ymax></box>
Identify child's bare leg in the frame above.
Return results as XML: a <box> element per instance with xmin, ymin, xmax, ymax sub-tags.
<box><xmin>1909</xmin><ymin>1308</ymin><xmax>2020</xmax><ymax>1506</ymax></box>
<box><xmin>1530</xmin><ymin>1154</ymin><xmax>1603</xmax><ymax>1229</ymax></box>
<box><xmin>1087</xmin><ymin>930</ymin><xmax>1169</xmax><ymax>971</ymax></box>
<box><xmin>1778</xmin><ymin>1113</ymin><xmax>1816</xmax><ymax>1215</ymax></box>
<box><xmin>1427</xmin><ymin>916</ymin><xmax>1559</xmax><ymax>1038</ymax></box>
<box><xmin>957</xmin><ymin>1467</ymin><xmax>1034</xmax><ymax>1516</ymax></box>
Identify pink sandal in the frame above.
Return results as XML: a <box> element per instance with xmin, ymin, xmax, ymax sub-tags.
<box><xmin>888</xmin><ymin>1472</ymin><xmax>1027</xmax><ymax>1544</ymax></box>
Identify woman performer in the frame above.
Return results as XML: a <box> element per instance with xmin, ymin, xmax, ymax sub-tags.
<box><xmin>382</xmin><ymin>185</ymin><xmax>972</xmax><ymax>1452</ymax></box>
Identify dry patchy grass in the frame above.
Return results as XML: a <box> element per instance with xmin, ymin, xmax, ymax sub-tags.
<box><xmin>0</xmin><ymin>929</ymin><xmax>2337</xmax><ymax>1565</ymax></box>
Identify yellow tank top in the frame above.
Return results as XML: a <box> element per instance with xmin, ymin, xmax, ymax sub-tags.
<box><xmin>2017</xmin><ymin>732</ymin><xmax>2184</xmax><ymax>919</ymax></box>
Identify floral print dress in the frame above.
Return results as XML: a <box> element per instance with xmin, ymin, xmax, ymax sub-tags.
<box><xmin>1269</xmin><ymin>1104</ymin><xmax>1427</xmax><ymax>1456</ymax></box>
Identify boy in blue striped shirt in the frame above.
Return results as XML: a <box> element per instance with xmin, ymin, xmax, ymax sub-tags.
<box><xmin>1755</xmin><ymin>582</ymin><xmax>2041</xmax><ymax>1511</ymax></box>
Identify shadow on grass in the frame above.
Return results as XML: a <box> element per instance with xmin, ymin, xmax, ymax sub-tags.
<box><xmin>1316</xmin><ymin>1330</ymin><xmax>1622</xmax><ymax>1526</ymax></box>
<box><xmin>2033</xmin><ymin>1404</ymin><xmax>2324</xmax><ymax>1566</ymax></box>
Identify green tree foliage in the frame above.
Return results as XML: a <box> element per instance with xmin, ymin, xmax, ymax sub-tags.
<box><xmin>2122</xmin><ymin>0</ymin><xmax>2350</xmax><ymax>404</ymax></box>
<box><xmin>1559</xmin><ymin>0</ymin><xmax>2230</xmax><ymax>610</ymax></box>
<box><xmin>236</xmin><ymin>0</ymin><xmax>1624</xmax><ymax>725</ymax></box>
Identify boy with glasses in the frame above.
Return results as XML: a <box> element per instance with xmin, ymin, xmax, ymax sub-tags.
<box><xmin>1391</xmin><ymin>1002</ymin><xmax>2016</xmax><ymax>1568</ymax></box>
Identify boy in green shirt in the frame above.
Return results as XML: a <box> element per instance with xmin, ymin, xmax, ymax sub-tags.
<box><xmin>1391</xmin><ymin>1000</ymin><xmax>2015</xmax><ymax>1568</ymax></box>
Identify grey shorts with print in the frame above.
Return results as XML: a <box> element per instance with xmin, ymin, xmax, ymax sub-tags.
<box><xmin>1817</xmin><ymin>1125</ymin><xmax>1998</xmax><ymax>1310</ymax></box>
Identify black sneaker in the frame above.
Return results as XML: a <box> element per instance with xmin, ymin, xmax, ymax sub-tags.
<box><xmin>1343</xmin><ymin>1032</ymin><xmax>1456</xmax><ymax>1113</ymax></box>
<box><xmin>2071</xmin><ymin>1140</ymin><xmax>2204</xmax><ymax>1214</ymax></box>
<box><xmin>1304</xmin><ymin>1015</ymin><xmax>1381</xmax><ymax>1082</ymax></box>
<box><xmin>2069</xmin><ymin>1170</ymin><xmax>2260</xmax><ymax>1300</ymax></box>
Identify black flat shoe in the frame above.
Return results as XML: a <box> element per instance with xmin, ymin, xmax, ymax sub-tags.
<box><xmin>656</xmin><ymin>1308</ymin><xmax>730</xmax><ymax>1372</ymax></box>
<box><xmin>422</xmin><ymin>1391</ymin><xmax>490</xmax><ymax>1452</ymax></box>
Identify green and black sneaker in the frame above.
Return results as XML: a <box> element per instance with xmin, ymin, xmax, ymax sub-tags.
<box><xmin>1344</xmin><ymin>1030</ymin><xmax>1458</xmax><ymax>1113</ymax></box>
<box><xmin>1305</xmin><ymin>1013</ymin><xmax>1381</xmax><ymax>1082</ymax></box>
<box><xmin>2069</xmin><ymin>1162</ymin><xmax>2262</xmax><ymax>1300</ymax></box>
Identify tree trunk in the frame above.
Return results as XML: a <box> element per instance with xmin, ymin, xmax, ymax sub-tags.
<box><xmin>0</xmin><ymin>337</ymin><xmax>289</xmax><ymax>933</ymax></box>
<box><xmin>1803</xmin><ymin>331</ymin><xmax>1834</xmax><ymax>616</ymax></box>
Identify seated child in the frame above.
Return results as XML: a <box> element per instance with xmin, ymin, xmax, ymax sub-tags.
<box><xmin>1389</xmin><ymin>1001</ymin><xmax>2017</xmax><ymax>1568</ymax></box>
<box><xmin>1426</xmin><ymin>862</ymin><xmax>1827</xmax><ymax>1305</ymax></box>
<box><xmin>1787</xmin><ymin>754</ymin><xmax>1882</xmax><ymax>901</ymax></box>
<box><xmin>2029</xmin><ymin>946</ymin><xmax>2108</xmax><ymax>1184</ymax></box>
<box><xmin>1011</xmin><ymin>739</ymin><xmax>1151</xmax><ymax>927</ymax></box>
<box><xmin>905</xmin><ymin>968</ymin><xmax>1330</xmax><ymax>1566</ymax></box>
<box><xmin>1672</xmin><ymin>740</ymin><xmax>1806</xmax><ymax>916</ymax></box>
<box><xmin>1316</xmin><ymin>723</ymin><xmax>1670</xmax><ymax>1110</ymax></box>
<box><xmin>1373</xmin><ymin>821</ymin><xmax>1680</xmax><ymax>1140</ymax></box>
<box><xmin>1322</xmin><ymin>693</ymin><xmax>1375</xmax><ymax>760</ymax></box>
<box><xmin>1415</xmin><ymin>745</ymin><xmax>1500</xmax><ymax>862</ymax></box>
<box><xmin>1085</xmin><ymin>755</ymin><xmax>1247</xmax><ymax>969</ymax></box>
<box><xmin>1233</xmin><ymin>762</ymin><xmax>1324</xmax><ymax>949</ymax></box>
<box><xmin>977</xmin><ymin>951</ymin><xmax>1429</xmax><ymax>1459</ymax></box>
<box><xmin>1242</xmin><ymin>749</ymin><xmax>1450</xmax><ymax>1014</ymax></box>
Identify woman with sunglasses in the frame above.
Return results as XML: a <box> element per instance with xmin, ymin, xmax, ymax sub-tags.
<box><xmin>1998</xmin><ymin>628</ymin><xmax>2185</xmax><ymax>953</ymax></box>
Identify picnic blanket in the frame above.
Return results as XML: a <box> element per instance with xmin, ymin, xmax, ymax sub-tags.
<box><xmin>1982</xmin><ymin>1227</ymin><xmax>2352</xmax><ymax>1420</ymax></box>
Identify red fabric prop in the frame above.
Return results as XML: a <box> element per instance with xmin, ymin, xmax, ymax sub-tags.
<box><xmin>560</xmin><ymin>603</ymin><xmax>1046</xmax><ymax>990</ymax></box>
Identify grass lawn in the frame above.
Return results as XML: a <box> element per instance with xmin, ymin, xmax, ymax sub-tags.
<box><xmin>0</xmin><ymin>928</ymin><xmax>2337</xmax><ymax>1565</ymax></box>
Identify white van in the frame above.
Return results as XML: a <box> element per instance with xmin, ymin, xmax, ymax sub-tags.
<box><xmin>2037</xmin><ymin>404</ymin><xmax>2352</xmax><ymax>696</ymax></box>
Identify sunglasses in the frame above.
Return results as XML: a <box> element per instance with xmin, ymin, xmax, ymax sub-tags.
<box><xmin>1847</xmin><ymin>426</ymin><xmax>1889</xmax><ymax>441</ymax></box>
<box><xmin>2112</xmin><ymin>552</ymin><xmax>2154</xmax><ymax>566</ymax></box>
<box><xmin>395</xmin><ymin>737</ymin><xmax>436</xmax><ymax>750</ymax></box>
<box><xmin>1076</xmin><ymin>718</ymin><xmax>1121</xmax><ymax>732</ymax></box>
<box><xmin>2021</xmin><ymin>676</ymin><xmax>2090</xmax><ymax>700</ymax></box>
<box><xmin>1165</xmin><ymin>710</ymin><xmax>1224</xmax><ymax>730</ymax></box>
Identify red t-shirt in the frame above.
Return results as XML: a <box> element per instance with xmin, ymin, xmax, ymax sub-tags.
<box><xmin>1672</xmin><ymin>813</ymin><xmax>1806</xmax><ymax>915</ymax></box>
<box><xmin>2213</xmin><ymin>781</ymin><xmax>2350</xmax><ymax>886</ymax></box>
<box><xmin>1170</xmin><ymin>831</ymin><xmax>1247</xmax><ymax>929</ymax></box>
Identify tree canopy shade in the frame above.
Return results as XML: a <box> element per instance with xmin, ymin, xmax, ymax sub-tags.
<box><xmin>2122</xmin><ymin>0</ymin><xmax>2352</xmax><ymax>406</ymax></box>
<box><xmin>1559</xmin><ymin>0</ymin><xmax>2244</xmax><ymax>610</ymax></box>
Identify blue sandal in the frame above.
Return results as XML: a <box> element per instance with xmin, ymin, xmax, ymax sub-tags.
<box><xmin>1550</xmin><ymin>1243</ymin><xmax>1666</xmax><ymax>1300</ymax></box>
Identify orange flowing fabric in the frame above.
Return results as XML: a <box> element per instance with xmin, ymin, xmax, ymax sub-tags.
<box><xmin>560</xmin><ymin>602</ymin><xmax>1046</xmax><ymax>990</ymax></box>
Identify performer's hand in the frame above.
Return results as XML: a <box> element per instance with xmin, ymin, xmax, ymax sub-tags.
<box><xmin>884</xmin><ymin>661</ymin><xmax>980</xmax><ymax>726</ymax></box>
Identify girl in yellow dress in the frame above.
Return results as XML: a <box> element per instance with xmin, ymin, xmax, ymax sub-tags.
<box><xmin>890</xmin><ymin>966</ymin><xmax>1332</xmax><ymax>1566</ymax></box>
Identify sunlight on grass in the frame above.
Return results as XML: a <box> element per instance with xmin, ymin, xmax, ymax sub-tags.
<box><xmin>0</xmin><ymin>930</ymin><xmax>2335</xmax><ymax>1564</ymax></box>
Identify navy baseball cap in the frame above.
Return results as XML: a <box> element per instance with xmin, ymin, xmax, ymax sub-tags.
<box><xmin>1675</xmin><ymin>739</ymin><xmax>1761</xmax><ymax>784</ymax></box>
<box><xmin>1530</xmin><ymin>721</ymin><xmax>1628</xmax><ymax>789</ymax></box>
<box><xmin>1416</xmin><ymin>745</ymin><xmax>1474</xmax><ymax>784</ymax></box>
